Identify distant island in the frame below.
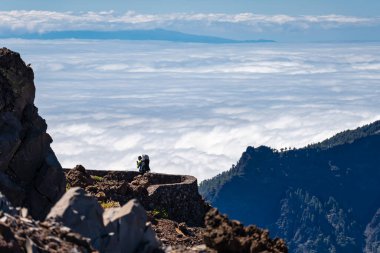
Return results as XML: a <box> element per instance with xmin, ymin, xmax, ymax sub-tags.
<box><xmin>2</xmin><ymin>28</ymin><xmax>275</xmax><ymax>44</ymax></box>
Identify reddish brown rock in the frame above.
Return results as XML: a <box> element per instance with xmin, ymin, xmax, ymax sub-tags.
<box><xmin>204</xmin><ymin>208</ymin><xmax>288</xmax><ymax>253</ymax></box>
<box><xmin>66</xmin><ymin>165</ymin><xmax>94</xmax><ymax>188</ymax></box>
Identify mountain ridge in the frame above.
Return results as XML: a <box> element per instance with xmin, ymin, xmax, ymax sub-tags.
<box><xmin>199</xmin><ymin>120</ymin><xmax>380</xmax><ymax>253</ymax></box>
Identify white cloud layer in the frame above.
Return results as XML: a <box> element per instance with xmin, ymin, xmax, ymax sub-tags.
<box><xmin>1</xmin><ymin>10</ymin><xmax>380</xmax><ymax>40</ymax></box>
<box><xmin>2</xmin><ymin>39</ymin><xmax>380</xmax><ymax>181</ymax></box>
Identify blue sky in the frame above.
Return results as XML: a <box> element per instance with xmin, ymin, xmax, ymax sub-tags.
<box><xmin>2</xmin><ymin>0</ymin><xmax>380</xmax><ymax>16</ymax></box>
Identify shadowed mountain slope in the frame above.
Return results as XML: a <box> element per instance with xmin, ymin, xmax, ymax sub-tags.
<box><xmin>200</xmin><ymin>121</ymin><xmax>380</xmax><ymax>253</ymax></box>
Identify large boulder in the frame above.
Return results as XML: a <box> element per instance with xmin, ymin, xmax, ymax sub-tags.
<box><xmin>0</xmin><ymin>48</ymin><xmax>65</xmax><ymax>220</ymax></box>
<box><xmin>46</xmin><ymin>187</ymin><xmax>106</xmax><ymax>251</ymax></box>
<box><xmin>47</xmin><ymin>187</ymin><xmax>160</xmax><ymax>252</ymax></box>
<box><xmin>103</xmin><ymin>199</ymin><xmax>160</xmax><ymax>253</ymax></box>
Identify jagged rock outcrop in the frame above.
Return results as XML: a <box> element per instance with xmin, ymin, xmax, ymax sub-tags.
<box><xmin>66</xmin><ymin>165</ymin><xmax>95</xmax><ymax>188</ymax></box>
<box><xmin>204</xmin><ymin>208</ymin><xmax>288</xmax><ymax>253</ymax></box>
<box><xmin>0</xmin><ymin>48</ymin><xmax>65</xmax><ymax>220</ymax></box>
<box><xmin>47</xmin><ymin>187</ymin><xmax>160</xmax><ymax>252</ymax></box>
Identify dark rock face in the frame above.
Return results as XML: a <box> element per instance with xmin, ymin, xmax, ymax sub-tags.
<box><xmin>204</xmin><ymin>208</ymin><xmax>288</xmax><ymax>253</ymax></box>
<box><xmin>200</xmin><ymin>121</ymin><xmax>380</xmax><ymax>253</ymax></box>
<box><xmin>0</xmin><ymin>48</ymin><xmax>65</xmax><ymax>220</ymax></box>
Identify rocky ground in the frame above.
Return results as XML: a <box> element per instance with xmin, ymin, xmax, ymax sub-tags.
<box><xmin>64</xmin><ymin>165</ymin><xmax>288</xmax><ymax>252</ymax></box>
<box><xmin>150</xmin><ymin>218</ymin><xmax>204</xmax><ymax>250</ymax></box>
<box><xmin>0</xmin><ymin>194</ymin><xmax>97</xmax><ymax>253</ymax></box>
<box><xmin>65</xmin><ymin>165</ymin><xmax>207</xmax><ymax>250</ymax></box>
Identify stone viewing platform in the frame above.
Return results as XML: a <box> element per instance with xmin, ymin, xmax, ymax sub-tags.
<box><xmin>64</xmin><ymin>166</ymin><xmax>208</xmax><ymax>226</ymax></box>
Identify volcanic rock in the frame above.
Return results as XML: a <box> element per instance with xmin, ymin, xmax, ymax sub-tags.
<box><xmin>66</xmin><ymin>165</ymin><xmax>94</xmax><ymax>188</ymax></box>
<box><xmin>0</xmin><ymin>48</ymin><xmax>65</xmax><ymax>220</ymax></box>
<box><xmin>103</xmin><ymin>199</ymin><xmax>160</xmax><ymax>253</ymax></box>
<box><xmin>47</xmin><ymin>187</ymin><xmax>160</xmax><ymax>252</ymax></box>
<box><xmin>46</xmin><ymin>187</ymin><xmax>106</xmax><ymax>250</ymax></box>
<box><xmin>0</xmin><ymin>190</ymin><xmax>97</xmax><ymax>253</ymax></box>
<box><xmin>204</xmin><ymin>208</ymin><xmax>288</xmax><ymax>253</ymax></box>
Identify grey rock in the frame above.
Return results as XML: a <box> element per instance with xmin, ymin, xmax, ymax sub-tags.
<box><xmin>103</xmin><ymin>199</ymin><xmax>159</xmax><ymax>253</ymax></box>
<box><xmin>46</xmin><ymin>187</ymin><xmax>106</xmax><ymax>251</ymax></box>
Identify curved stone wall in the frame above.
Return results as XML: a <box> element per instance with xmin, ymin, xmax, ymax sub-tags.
<box><xmin>64</xmin><ymin>168</ymin><xmax>209</xmax><ymax>225</ymax></box>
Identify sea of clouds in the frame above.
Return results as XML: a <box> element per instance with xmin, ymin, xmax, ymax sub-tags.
<box><xmin>3</xmin><ymin>39</ymin><xmax>380</xmax><ymax>181</ymax></box>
